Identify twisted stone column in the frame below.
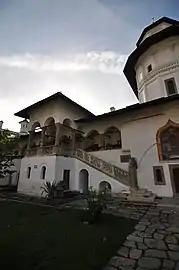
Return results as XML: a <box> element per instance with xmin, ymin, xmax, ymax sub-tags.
<box><xmin>55</xmin><ymin>123</ymin><xmax>61</xmax><ymax>146</ymax></box>
<box><xmin>40</xmin><ymin>127</ymin><xmax>46</xmax><ymax>147</ymax></box>
<box><xmin>27</xmin><ymin>131</ymin><xmax>33</xmax><ymax>150</ymax></box>
<box><xmin>71</xmin><ymin>129</ymin><xmax>76</xmax><ymax>154</ymax></box>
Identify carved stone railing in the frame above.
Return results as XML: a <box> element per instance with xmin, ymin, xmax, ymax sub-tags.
<box><xmin>25</xmin><ymin>145</ymin><xmax>73</xmax><ymax>157</ymax></box>
<box><xmin>75</xmin><ymin>148</ymin><xmax>129</xmax><ymax>186</ymax></box>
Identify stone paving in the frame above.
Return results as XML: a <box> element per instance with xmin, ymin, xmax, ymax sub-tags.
<box><xmin>104</xmin><ymin>207</ymin><xmax>179</xmax><ymax>270</ymax></box>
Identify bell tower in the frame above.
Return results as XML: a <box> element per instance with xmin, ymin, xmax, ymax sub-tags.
<box><xmin>124</xmin><ymin>17</ymin><xmax>179</xmax><ymax>103</ymax></box>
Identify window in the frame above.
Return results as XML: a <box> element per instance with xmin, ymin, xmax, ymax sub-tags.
<box><xmin>147</xmin><ymin>64</ymin><xmax>152</xmax><ymax>73</ymax></box>
<box><xmin>157</xmin><ymin>120</ymin><xmax>179</xmax><ymax>161</ymax></box>
<box><xmin>41</xmin><ymin>166</ymin><xmax>46</xmax><ymax>180</ymax></box>
<box><xmin>153</xmin><ymin>166</ymin><xmax>165</xmax><ymax>185</ymax></box>
<box><xmin>165</xmin><ymin>78</ymin><xmax>177</xmax><ymax>96</ymax></box>
<box><xmin>120</xmin><ymin>155</ymin><xmax>131</xmax><ymax>163</ymax></box>
<box><xmin>27</xmin><ymin>167</ymin><xmax>31</xmax><ymax>179</ymax></box>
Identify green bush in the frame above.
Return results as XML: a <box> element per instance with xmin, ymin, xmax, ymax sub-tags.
<box><xmin>84</xmin><ymin>187</ymin><xmax>107</xmax><ymax>224</ymax></box>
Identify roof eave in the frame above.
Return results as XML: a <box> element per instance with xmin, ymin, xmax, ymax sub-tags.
<box><xmin>136</xmin><ymin>16</ymin><xmax>179</xmax><ymax>47</ymax></box>
<box><xmin>14</xmin><ymin>92</ymin><xmax>94</xmax><ymax>119</ymax></box>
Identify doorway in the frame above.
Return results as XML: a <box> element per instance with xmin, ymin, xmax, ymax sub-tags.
<box><xmin>63</xmin><ymin>170</ymin><xmax>70</xmax><ymax>190</ymax></box>
<box><xmin>169</xmin><ymin>165</ymin><xmax>179</xmax><ymax>196</ymax></box>
<box><xmin>79</xmin><ymin>169</ymin><xmax>89</xmax><ymax>193</ymax></box>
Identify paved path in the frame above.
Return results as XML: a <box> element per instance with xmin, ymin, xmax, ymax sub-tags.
<box><xmin>104</xmin><ymin>207</ymin><xmax>179</xmax><ymax>270</ymax></box>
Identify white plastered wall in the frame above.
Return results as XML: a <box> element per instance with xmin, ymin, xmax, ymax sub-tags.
<box><xmin>91</xmin><ymin>149</ymin><xmax>129</xmax><ymax>171</ymax></box>
<box><xmin>18</xmin><ymin>155</ymin><xmax>56</xmax><ymax>196</ymax></box>
<box><xmin>17</xmin><ymin>155</ymin><xmax>129</xmax><ymax>196</ymax></box>
<box><xmin>75</xmin><ymin>159</ymin><xmax>129</xmax><ymax>193</ymax></box>
<box><xmin>122</xmin><ymin>105</ymin><xmax>179</xmax><ymax>197</ymax></box>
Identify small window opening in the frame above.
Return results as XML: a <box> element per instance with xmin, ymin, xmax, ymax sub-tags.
<box><xmin>165</xmin><ymin>78</ymin><xmax>177</xmax><ymax>96</ymax></box>
<box><xmin>27</xmin><ymin>167</ymin><xmax>31</xmax><ymax>179</ymax></box>
<box><xmin>147</xmin><ymin>64</ymin><xmax>152</xmax><ymax>73</ymax></box>
<box><xmin>41</xmin><ymin>166</ymin><xmax>46</xmax><ymax>180</ymax></box>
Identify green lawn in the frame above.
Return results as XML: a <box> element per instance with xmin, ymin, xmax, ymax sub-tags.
<box><xmin>0</xmin><ymin>200</ymin><xmax>135</xmax><ymax>270</ymax></box>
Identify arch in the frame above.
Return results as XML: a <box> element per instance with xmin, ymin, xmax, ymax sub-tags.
<box><xmin>60</xmin><ymin>119</ymin><xmax>73</xmax><ymax>139</ymax></box>
<box><xmin>156</xmin><ymin>119</ymin><xmax>179</xmax><ymax>161</ymax></box>
<box><xmin>75</xmin><ymin>132</ymin><xmax>84</xmax><ymax>149</ymax></box>
<box><xmin>99</xmin><ymin>181</ymin><xmax>112</xmax><ymax>193</ymax></box>
<box><xmin>104</xmin><ymin>126</ymin><xmax>121</xmax><ymax>149</ymax></box>
<box><xmin>40</xmin><ymin>166</ymin><xmax>46</xmax><ymax>180</ymax></box>
<box><xmin>44</xmin><ymin>117</ymin><xmax>55</xmax><ymax>127</ymax></box>
<box><xmin>27</xmin><ymin>166</ymin><xmax>31</xmax><ymax>179</ymax></box>
<box><xmin>85</xmin><ymin>130</ymin><xmax>100</xmax><ymax>152</ymax></box>
<box><xmin>63</xmin><ymin>118</ymin><xmax>73</xmax><ymax>128</ymax></box>
<box><xmin>79</xmin><ymin>169</ymin><xmax>89</xmax><ymax>193</ymax></box>
<box><xmin>86</xmin><ymin>130</ymin><xmax>99</xmax><ymax>138</ymax></box>
<box><xmin>31</xmin><ymin>121</ymin><xmax>41</xmax><ymax>132</ymax></box>
<box><xmin>44</xmin><ymin>117</ymin><xmax>56</xmax><ymax>146</ymax></box>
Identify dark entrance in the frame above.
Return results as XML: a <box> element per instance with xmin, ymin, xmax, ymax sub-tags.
<box><xmin>169</xmin><ymin>165</ymin><xmax>179</xmax><ymax>196</ymax></box>
<box><xmin>63</xmin><ymin>170</ymin><xmax>70</xmax><ymax>190</ymax></box>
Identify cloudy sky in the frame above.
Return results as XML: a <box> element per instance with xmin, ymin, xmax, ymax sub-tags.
<box><xmin>0</xmin><ymin>0</ymin><xmax>178</xmax><ymax>131</ymax></box>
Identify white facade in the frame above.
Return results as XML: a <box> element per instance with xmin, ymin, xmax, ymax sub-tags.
<box><xmin>14</xmin><ymin>17</ymin><xmax>179</xmax><ymax>198</ymax></box>
<box><xmin>18</xmin><ymin>155</ymin><xmax>128</xmax><ymax>196</ymax></box>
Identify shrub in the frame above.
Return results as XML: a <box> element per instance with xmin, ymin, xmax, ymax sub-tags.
<box><xmin>41</xmin><ymin>181</ymin><xmax>58</xmax><ymax>200</ymax></box>
<box><xmin>84</xmin><ymin>186</ymin><xmax>107</xmax><ymax>224</ymax></box>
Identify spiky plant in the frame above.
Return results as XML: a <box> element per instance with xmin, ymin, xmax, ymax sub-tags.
<box><xmin>41</xmin><ymin>181</ymin><xmax>57</xmax><ymax>199</ymax></box>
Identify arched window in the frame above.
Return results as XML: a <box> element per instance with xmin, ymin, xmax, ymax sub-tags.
<box><xmin>31</xmin><ymin>122</ymin><xmax>41</xmax><ymax>132</ymax></box>
<box><xmin>157</xmin><ymin>120</ymin><xmax>179</xmax><ymax>160</ymax></box>
<box><xmin>44</xmin><ymin>117</ymin><xmax>56</xmax><ymax>146</ymax></box>
<box><xmin>99</xmin><ymin>181</ymin><xmax>112</xmax><ymax>193</ymax></box>
<box><xmin>27</xmin><ymin>167</ymin><xmax>31</xmax><ymax>179</ymax></box>
<box><xmin>85</xmin><ymin>130</ymin><xmax>100</xmax><ymax>152</ymax></box>
<box><xmin>104</xmin><ymin>126</ymin><xmax>121</xmax><ymax>150</ymax></box>
<box><xmin>41</xmin><ymin>166</ymin><xmax>46</xmax><ymax>180</ymax></box>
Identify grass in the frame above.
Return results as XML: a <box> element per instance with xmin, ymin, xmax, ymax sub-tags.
<box><xmin>0</xmin><ymin>200</ymin><xmax>136</xmax><ymax>270</ymax></box>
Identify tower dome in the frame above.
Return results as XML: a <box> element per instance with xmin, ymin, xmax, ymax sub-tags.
<box><xmin>124</xmin><ymin>17</ymin><xmax>179</xmax><ymax>103</ymax></box>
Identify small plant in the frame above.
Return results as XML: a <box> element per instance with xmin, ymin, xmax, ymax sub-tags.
<box><xmin>41</xmin><ymin>181</ymin><xmax>58</xmax><ymax>200</ymax></box>
<box><xmin>84</xmin><ymin>186</ymin><xmax>107</xmax><ymax>224</ymax></box>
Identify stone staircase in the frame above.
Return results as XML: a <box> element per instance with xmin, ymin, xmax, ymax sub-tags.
<box><xmin>74</xmin><ymin>148</ymin><xmax>129</xmax><ymax>186</ymax></box>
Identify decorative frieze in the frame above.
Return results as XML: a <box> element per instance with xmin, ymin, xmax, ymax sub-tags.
<box><xmin>138</xmin><ymin>60</ymin><xmax>179</xmax><ymax>92</ymax></box>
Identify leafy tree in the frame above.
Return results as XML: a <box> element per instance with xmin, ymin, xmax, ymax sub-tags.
<box><xmin>0</xmin><ymin>130</ymin><xmax>19</xmax><ymax>180</ymax></box>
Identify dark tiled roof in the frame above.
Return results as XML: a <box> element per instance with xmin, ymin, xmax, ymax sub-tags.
<box><xmin>136</xmin><ymin>17</ymin><xmax>179</xmax><ymax>47</ymax></box>
<box><xmin>14</xmin><ymin>92</ymin><xmax>94</xmax><ymax>119</ymax></box>
<box><xmin>75</xmin><ymin>94</ymin><xmax>179</xmax><ymax>123</ymax></box>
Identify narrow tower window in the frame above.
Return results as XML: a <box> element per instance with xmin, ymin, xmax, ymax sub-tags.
<box><xmin>27</xmin><ymin>167</ymin><xmax>31</xmax><ymax>179</ymax></box>
<box><xmin>40</xmin><ymin>166</ymin><xmax>46</xmax><ymax>180</ymax></box>
<box><xmin>147</xmin><ymin>64</ymin><xmax>152</xmax><ymax>73</ymax></box>
<box><xmin>165</xmin><ymin>78</ymin><xmax>177</xmax><ymax>96</ymax></box>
